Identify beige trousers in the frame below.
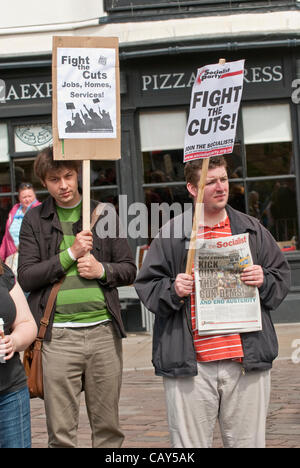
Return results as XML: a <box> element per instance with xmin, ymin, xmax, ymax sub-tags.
<box><xmin>42</xmin><ymin>322</ymin><xmax>123</xmax><ymax>448</ymax></box>
<box><xmin>163</xmin><ymin>360</ymin><xmax>271</xmax><ymax>448</ymax></box>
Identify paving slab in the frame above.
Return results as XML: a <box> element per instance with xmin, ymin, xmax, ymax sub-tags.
<box><xmin>30</xmin><ymin>324</ymin><xmax>300</xmax><ymax>448</ymax></box>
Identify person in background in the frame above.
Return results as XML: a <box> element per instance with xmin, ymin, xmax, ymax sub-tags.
<box><xmin>0</xmin><ymin>183</ymin><xmax>41</xmax><ymax>275</ymax></box>
<box><xmin>0</xmin><ymin>262</ymin><xmax>37</xmax><ymax>448</ymax></box>
<box><xmin>248</xmin><ymin>190</ymin><xmax>261</xmax><ymax>219</ymax></box>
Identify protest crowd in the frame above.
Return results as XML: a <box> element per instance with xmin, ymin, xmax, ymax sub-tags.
<box><xmin>0</xmin><ymin>143</ymin><xmax>292</xmax><ymax>450</ymax></box>
<box><xmin>0</xmin><ymin>58</ymin><xmax>294</xmax><ymax>451</ymax></box>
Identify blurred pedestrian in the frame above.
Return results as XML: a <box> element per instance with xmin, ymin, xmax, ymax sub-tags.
<box><xmin>0</xmin><ymin>183</ymin><xmax>41</xmax><ymax>275</ymax></box>
<box><xmin>0</xmin><ymin>262</ymin><xmax>37</xmax><ymax>448</ymax></box>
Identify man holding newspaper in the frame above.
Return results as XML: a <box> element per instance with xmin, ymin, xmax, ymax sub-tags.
<box><xmin>134</xmin><ymin>156</ymin><xmax>291</xmax><ymax>448</ymax></box>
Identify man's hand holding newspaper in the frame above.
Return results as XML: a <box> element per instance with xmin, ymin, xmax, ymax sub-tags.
<box><xmin>194</xmin><ymin>233</ymin><xmax>262</xmax><ymax>335</ymax></box>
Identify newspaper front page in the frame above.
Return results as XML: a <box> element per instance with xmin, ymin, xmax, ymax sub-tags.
<box><xmin>194</xmin><ymin>233</ymin><xmax>262</xmax><ymax>335</ymax></box>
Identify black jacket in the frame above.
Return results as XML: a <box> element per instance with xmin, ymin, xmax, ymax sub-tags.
<box><xmin>134</xmin><ymin>205</ymin><xmax>291</xmax><ymax>376</ymax></box>
<box><xmin>18</xmin><ymin>196</ymin><xmax>136</xmax><ymax>341</ymax></box>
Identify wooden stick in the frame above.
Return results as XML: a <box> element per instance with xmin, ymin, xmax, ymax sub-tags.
<box><xmin>185</xmin><ymin>157</ymin><xmax>210</xmax><ymax>275</ymax></box>
<box><xmin>82</xmin><ymin>160</ymin><xmax>91</xmax><ymax>231</ymax></box>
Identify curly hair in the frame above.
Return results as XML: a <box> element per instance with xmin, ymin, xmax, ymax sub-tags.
<box><xmin>34</xmin><ymin>146</ymin><xmax>81</xmax><ymax>182</ymax></box>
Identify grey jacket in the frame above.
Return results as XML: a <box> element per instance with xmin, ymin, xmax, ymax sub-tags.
<box><xmin>134</xmin><ymin>205</ymin><xmax>291</xmax><ymax>376</ymax></box>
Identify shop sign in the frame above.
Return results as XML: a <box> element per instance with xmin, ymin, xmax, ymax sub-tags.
<box><xmin>0</xmin><ymin>78</ymin><xmax>52</xmax><ymax>105</ymax></box>
<box><xmin>0</xmin><ymin>79</ymin><xmax>5</xmax><ymax>103</ymax></box>
<box><xmin>141</xmin><ymin>64</ymin><xmax>283</xmax><ymax>92</ymax></box>
<box><xmin>138</xmin><ymin>56</ymin><xmax>291</xmax><ymax>105</ymax></box>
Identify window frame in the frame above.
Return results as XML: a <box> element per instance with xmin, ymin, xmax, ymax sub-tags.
<box><xmin>235</xmin><ymin>100</ymin><xmax>299</xmax><ymax>249</ymax></box>
<box><xmin>8</xmin><ymin>116</ymin><xmax>53</xmax><ymax>158</ymax></box>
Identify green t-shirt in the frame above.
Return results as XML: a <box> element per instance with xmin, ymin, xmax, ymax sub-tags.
<box><xmin>54</xmin><ymin>201</ymin><xmax>111</xmax><ymax>325</ymax></box>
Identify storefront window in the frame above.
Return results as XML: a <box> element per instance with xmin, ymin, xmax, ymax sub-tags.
<box><xmin>246</xmin><ymin>142</ymin><xmax>293</xmax><ymax>177</ymax></box>
<box><xmin>143</xmin><ymin>149</ymin><xmax>186</xmax><ymax>185</ymax></box>
<box><xmin>11</xmin><ymin>123</ymin><xmax>119</xmax><ymax>206</ymax></box>
<box><xmin>140</xmin><ymin>109</ymin><xmax>187</xmax><ymax>153</ymax></box>
<box><xmin>90</xmin><ymin>160</ymin><xmax>118</xmax><ymax>208</ymax></box>
<box><xmin>228</xmin><ymin>180</ymin><xmax>246</xmax><ymax>214</ymax></box>
<box><xmin>139</xmin><ymin>103</ymin><xmax>299</xmax><ymax>250</ymax></box>
<box><xmin>91</xmin><ymin>187</ymin><xmax>118</xmax><ymax>207</ymax></box>
<box><xmin>14</xmin><ymin>123</ymin><xmax>53</xmax><ymax>153</ymax></box>
<box><xmin>242</xmin><ymin>102</ymin><xmax>298</xmax><ymax>249</ymax></box>
<box><xmin>91</xmin><ymin>160</ymin><xmax>116</xmax><ymax>186</ymax></box>
<box><xmin>140</xmin><ymin>109</ymin><xmax>187</xmax><ymax>190</ymax></box>
<box><xmin>247</xmin><ymin>179</ymin><xmax>297</xmax><ymax>245</ymax></box>
<box><xmin>0</xmin><ymin>125</ymin><xmax>11</xmax><ymax>241</ymax></box>
<box><xmin>139</xmin><ymin>109</ymin><xmax>189</xmax><ymax>240</ymax></box>
<box><xmin>12</xmin><ymin>158</ymin><xmax>118</xmax><ymax>207</ymax></box>
<box><xmin>0</xmin><ymin>124</ymin><xmax>9</xmax><ymax>163</ymax></box>
<box><xmin>226</xmin><ymin>143</ymin><xmax>243</xmax><ymax>180</ymax></box>
<box><xmin>243</xmin><ymin>103</ymin><xmax>294</xmax><ymax>177</ymax></box>
<box><xmin>0</xmin><ymin>162</ymin><xmax>11</xmax><ymax>242</ymax></box>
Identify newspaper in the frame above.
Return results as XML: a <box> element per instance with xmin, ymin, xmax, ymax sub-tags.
<box><xmin>194</xmin><ymin>233</ymin><xmax>262</xmax><ymax>335</ymax></box>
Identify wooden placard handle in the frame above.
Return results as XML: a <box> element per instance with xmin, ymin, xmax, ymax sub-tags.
<box><xmin>185</xmin><ymin>157</ymin><xmax>210</xmax><ymax>275</ymax></box>
<box><xmin>82</xmin><ymin>160</ymin><xmax>91</xmax><ymax>231</ymax></box>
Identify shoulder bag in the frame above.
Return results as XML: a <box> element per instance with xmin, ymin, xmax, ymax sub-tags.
<box><xmin>23</xmin><ymin>202</ymin><xmax>105</xmax><ymax>398</ymax></box>
<box><xmin>23</xmin><ymin>278</ymin><xmax>64</xmax><ymax>399</ymax></box>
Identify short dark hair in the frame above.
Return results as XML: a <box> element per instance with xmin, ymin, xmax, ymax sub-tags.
<box><xmin>184</xmin><ymin>156</ymin><xmax>227</xmax><ymax>186</ymax></box>
<box><xmin>18</xmin><ymin>182</ymin><xmax>33</xmax><ymax>192</ymax></box>
<box><xmin>34</xmin><ymin>146</ymin><xmax>81</xmax><ymax>182</ymax></box>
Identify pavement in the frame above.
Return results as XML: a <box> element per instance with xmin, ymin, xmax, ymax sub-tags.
<box><xmin>30</xmin><ymin>323</ymin><xmax>300</xmax><ymax>448</ymax></box>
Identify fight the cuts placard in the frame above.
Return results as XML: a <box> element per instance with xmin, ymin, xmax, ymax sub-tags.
<box><xmin>184</xmin><ymin>60</ymin><xmax>244</xmax><ymax>162</ymax></box>
<box><xmin>56</xmin><ymin>47</ymin><xmax>117</xmax><ymax>140</ymax></box>
<box><xmin>52</xmin><ymin>36</ymin><xmax>120</xmax><ymax>161</ymax></box>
